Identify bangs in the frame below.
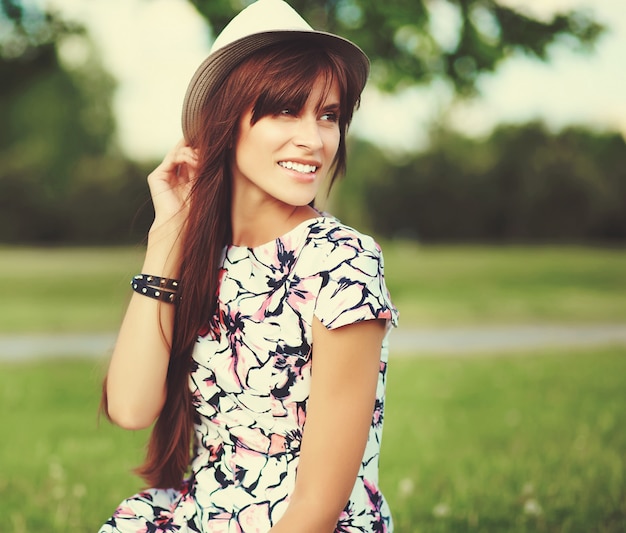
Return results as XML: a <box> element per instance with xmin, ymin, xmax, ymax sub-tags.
<box><xmin>251</xmin><ymin>66</ymin><xmax>338</xmax><ymax>123</ymax></box>
<box><xmin>244</xmin><ymin>42</ymin><xmax>350</xmax><ymax>125</ymax></box>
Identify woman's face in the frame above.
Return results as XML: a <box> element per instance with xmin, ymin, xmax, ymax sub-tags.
<box><xmin>232</xmin><ymin>75</ymin><xmax>341</xmax><ymax>209</ymax></box>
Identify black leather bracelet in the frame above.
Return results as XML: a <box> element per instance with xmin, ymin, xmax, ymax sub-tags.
<box><xmin>131</xmin><ymin>274</ymin><xmax>179</xmax><ymax>303</ymax></box>
<box><xmin>132</xmin><ymin>274</ymin><xmax>180</xmax><ymax>290</ymax></box>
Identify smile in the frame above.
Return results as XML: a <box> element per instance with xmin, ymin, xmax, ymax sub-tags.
<box><xmin>278</xmin><ymin>161</ymin><xmax>318</xmax><ymax>174</ymax></box>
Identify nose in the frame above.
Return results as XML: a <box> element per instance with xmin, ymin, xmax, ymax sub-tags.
<box><xmin>293</xmin><ymin>115</ymin><xmax>323</xmax><ymax>151</ymax></box>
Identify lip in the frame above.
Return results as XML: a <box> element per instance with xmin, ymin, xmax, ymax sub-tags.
<box><xmin>279</xmin><ymin>165</ymin><xmax>318</xmax><ymax>184</ymax></box>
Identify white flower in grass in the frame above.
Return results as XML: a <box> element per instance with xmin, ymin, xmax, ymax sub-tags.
<box><xmin>72</xmin><ymin>484</ymin><xmax>87</xmax><ymax>498</ymax></box>
<box><xmin>398</xmin><ymin>478</ymin><xmax>414</xmax><ymax>497</ymax></box>
<box><xmin>523</xmin><ymin>498</ymin><xmax>543</xmax><ymax>516</ymax></box>
<box><xmin>49</xmin><ymin>460</ymin><xmax>65</xmax><ymax>481</ymax></box>
<box><xmin>433</xmin><ymin>502</ymin><xmax>451</xmax><ymax>518</ymax></box>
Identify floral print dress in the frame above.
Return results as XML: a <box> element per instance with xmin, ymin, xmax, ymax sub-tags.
<box><xmin>99</xmin><ymin>216</ymin><xmax>398</xmax><ymax>533</ymax></box>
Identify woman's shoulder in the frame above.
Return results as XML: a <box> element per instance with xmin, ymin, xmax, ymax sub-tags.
<box><xmin>300</xmin><ymin>215</ymin><xmax>386</xmax><ymax>278</ymax></box>
<box><xmin>308</xmin><ymin>216</ymin><xmax>398</xmax><ymax>330</ymax></box>
<box><xmin>308</xmin><ymin>214</ymin><xmax>381</xmax><ymax>255</ymax></box>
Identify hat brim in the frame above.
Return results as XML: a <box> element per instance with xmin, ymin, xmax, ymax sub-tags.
<box><xmin>181</xmin><ymin>30</ymin><xmax>369</xmax><ymax>143</ymax></box>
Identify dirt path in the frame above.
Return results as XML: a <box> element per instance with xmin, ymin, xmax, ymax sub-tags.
<box><xmin>390</xmin><ymin>323</ymin><xmax>626</xmax><ymax>356</ymax></box>
<box><xmin>2</xmin><ymin>324</ymin><xmax>626</xmax><ymax>361</ymax></box>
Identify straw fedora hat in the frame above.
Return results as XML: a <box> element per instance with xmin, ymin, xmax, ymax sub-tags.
<box><xmin>181</xmin><ymin>0</ymin><xmax>370</xmax><ymax>143</ymax></box>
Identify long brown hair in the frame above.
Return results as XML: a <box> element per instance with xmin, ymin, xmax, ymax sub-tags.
<box><xmin>130</xmin><ymin>41</ymin><xmax>364</xmax><ymax>488</ymax></box>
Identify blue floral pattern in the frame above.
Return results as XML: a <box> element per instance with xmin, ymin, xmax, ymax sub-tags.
<box><xmin>100</xmin><ymin>216</ymin><xmax>398</xmax><ymax>533</ymax></box>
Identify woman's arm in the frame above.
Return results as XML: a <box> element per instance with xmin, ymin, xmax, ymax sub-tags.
<box><xmin>104</xmin><ymin>140</ymin><xmax>198</xmax><ymax>430</ymax></box>
<box><xmin>270</xmin><ymin>317</ymin><xmax>387</xmax><ymax>532</ymax></box>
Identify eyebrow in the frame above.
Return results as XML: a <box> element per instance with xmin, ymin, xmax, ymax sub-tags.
<box><xmin>319</xmin><ymin>102</ymin><xmax>341</xmax><ymax>113</ymax></box>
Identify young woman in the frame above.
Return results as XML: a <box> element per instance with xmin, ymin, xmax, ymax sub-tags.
<box><xmin>99</xmin><ymin>1</ymin><xmax>398</xmax><ymax>531</ymax></box>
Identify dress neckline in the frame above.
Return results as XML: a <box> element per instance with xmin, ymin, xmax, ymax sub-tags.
<box><xmin>227</xmin><ymin>215</ymin><xmax>330</xmax><ymax>253</ymax></box>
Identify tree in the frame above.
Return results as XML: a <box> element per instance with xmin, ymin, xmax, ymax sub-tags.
<box><xmin>0</xmin><ymin>0</ymin><xmax>123</xmax><ymax>242</ymax></box>
<box><xmin>353</xmin><ymin>123</ymin><xmax>626</xmax><ymax>243</ymax></box>
<box><xmin>0</xmin><ymin>1</ymin><xmax>116</xmax><ymax>186</ymax></box>
<box><xmin>188</xmin><ymin>0</ymin><xmax>604</xmax><ymax>93</ymax></box>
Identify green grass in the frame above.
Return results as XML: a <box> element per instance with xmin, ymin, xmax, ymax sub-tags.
<box><xmin>1</xmin><ymin>244</ymin><xmax>625</xmax><ymax>333</ymax></box>
<box><xmin>1</xmin><ymin>347</ymin><xmax>625</xmax><ymax>532</ymax></box>
<box><xmin>0</xmin><ymin>357</ymin><xmax>146</xmax><ymax>532</ymax></box>
<box><xmin>381</xmin><ymin>346</ymin><xmax>626</xmax><ymax>532</ymax></box>
<box><xmin>0</xmin><ymin>246</ymin><xmax>145</xmax><ymax>333</ymax></box>
<box><xmin>383</xmin><ymin>243</ymin><xmax>626</xmax><ymax>326</ymax></box>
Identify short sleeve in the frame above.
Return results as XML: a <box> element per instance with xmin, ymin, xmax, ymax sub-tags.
<box><xmin>314</xmin><ymin>231</ymin><xmax>399</xmax><ymax>331</ymax></box>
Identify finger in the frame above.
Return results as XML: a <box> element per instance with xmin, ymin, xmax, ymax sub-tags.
<box><xmin>157</xmin><ymin>140</ymin><xmax>194</xmax><ymax>171</ymax></box>
<box><xmin>171</xmin><ymin>150</ymin><xmax>199</xmax><ymax>179</ymax></box>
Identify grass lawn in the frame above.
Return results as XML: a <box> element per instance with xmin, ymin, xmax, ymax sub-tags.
<box><xmin>382</xmin><ymin>243</ymin><xmax>626</xmax><ymax>326</ymax></box>
<box><xmin>1</xmin><ymin>244</ymin><xmax>626</xmax><ymax>333</ymax></box>
<box><xmin>1</xmin><ymin>346</ymin><xmax>625</xmax><ymax>532</ymax></box>
<box><xmin>382</xmin><ymin>347</ymin><xmax>626</xmax><ymax>532</ymax></box>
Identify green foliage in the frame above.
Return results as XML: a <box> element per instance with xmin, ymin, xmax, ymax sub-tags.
<box><xmin>188</xmin><ymin>0</ymin><xmax>604</xmax><ymax>93</ymax></box>
<box><xmin>338</xmin><ymin>123</ymin><xmax>626</xmax><ymax>243</ymax></box>
<box><xmin>0</xmin><ymin>2</ymin><xmax>116</xmax><ymax>175</ymax></box>
<box><xmin>0</xmin><ymin>157</ymin><xmax>155</xmax><ymax>243</ymax></box>
<box><xmin>2</xmin><ymin>244</ymin><xmax>626</xmax><ymax>333</ymax></box>
<box><xmin>1</xmin><ymin>347</ymin><xmax>624</xmax><ymax>531</ymax></box>
<box><xmin>0</xmin><ymin>1</ymin><xmax>150</xmax><ymax>244</ymax></box>
<box><xmin>0</xmin><ymin>0</ymin><xmax>82</xmax><ymax>59</ymax></box>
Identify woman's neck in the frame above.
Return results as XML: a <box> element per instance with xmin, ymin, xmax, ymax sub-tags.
<box><xmin>230</xmin><ymin>202</ymin><xmax>319</xmax><ymax>248</ymax></box>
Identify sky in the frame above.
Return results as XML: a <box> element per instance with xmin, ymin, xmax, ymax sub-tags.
<box><xmin>46</xmin><ymin>0</ymin><xmax>626</xmax><ymax>160</ymax></box>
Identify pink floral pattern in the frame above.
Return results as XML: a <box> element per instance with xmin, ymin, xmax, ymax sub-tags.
<box><xmin>100</xmin><ymin>216</ymin><xmax>398</xmax><ymax>533</ymax></box>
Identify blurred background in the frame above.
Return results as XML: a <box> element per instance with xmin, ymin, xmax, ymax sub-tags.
<box><xmin>2</xmin><ymin>0</ymin><xmax>625</xmax><ymax>244</ymax></box>
<box><xmin>1</xmin><ymin>0</ymin><xmax>625</xmax><ymax>531</ymax></box>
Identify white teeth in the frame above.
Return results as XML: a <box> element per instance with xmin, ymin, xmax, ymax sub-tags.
<box><xmin>279</xmin><ymin>161</ymin><xmax>317</xmax><ymax>174</ymax></box>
